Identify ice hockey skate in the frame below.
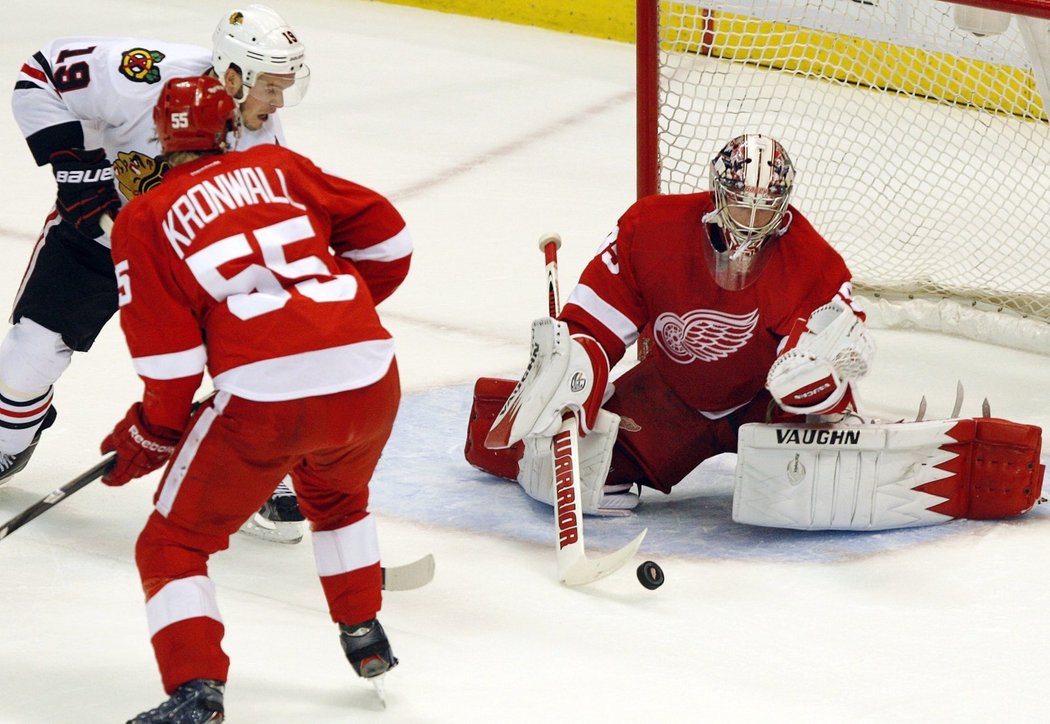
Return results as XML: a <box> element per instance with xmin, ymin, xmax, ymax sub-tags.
<box><xmin>340</xmin><ymin>618</ymin><xmax>398</xmax><ymax>705</ymax></box>
<box><xmin>126</xmin><ymin>678</ymin><xmax>224</xmax><ymax>723</ymax></box>
<box><xmin>238</xmin><ymin>478</ymin><xmax>304</xmax><ymax>544</ymax></box>
<box><xmin>0</xmin><ymin>406</ymin><xmax>57</xmax><ymax>487</ymax></box>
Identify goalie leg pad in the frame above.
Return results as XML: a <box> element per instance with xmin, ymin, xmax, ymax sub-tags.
<box><xmin>517</xmin><ymin>409</ymin><xmax>635</xmax><ymax>516</ymax></box>
<box><xmin>464</xmin><ymin>377</ymin><xmax>523</xmax><ymax>481</ymax></box>
<box><xmin>925</xmin><ymin>418</ymin><xmax>1044</xmax><ymax>519</ymax></box>
<box><xmin>733</xmin><ymin>417</ymin><xmax>1044</xmax><ymax>530</ymax></box>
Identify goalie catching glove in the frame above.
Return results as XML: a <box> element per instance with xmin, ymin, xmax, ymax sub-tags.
<box><xmin>100</xmin><ymin>403</ymin><xmax>180</xmax><ymax>486</ymax></box>
<box><xmin>50</xmin><ymin>148</ymin><xmax>121</xmax><ymax>239</ymax></box>
<box><xmin>766</xmin><ymin>298</ymin><xmax>874</xmax><ymax>415</ymax></box>
<box><xmin>485</xmin><ymin>317</ymin><xmax>609</xmax><ymax>448</ymax></box>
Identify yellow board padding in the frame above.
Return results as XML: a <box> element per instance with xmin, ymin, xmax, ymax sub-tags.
<box><xmin>373</xmin><ymin>0</ymin><xmax>636</xmax><ymax>41</ymax></box>
<box><xmin>375</xmin><ymin>1</ymin><xmax>1045</xmax><ymax>119</ymax></box>
<box><xmin>665</xmin><ymin>10</ymin><xmax>1046</xmax><ymax>120</ymax></box>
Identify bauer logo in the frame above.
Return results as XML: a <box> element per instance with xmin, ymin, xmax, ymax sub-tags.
<box><xmin>119</xmin><ymin>48</ymin><xmax>166</xmax><ymax>84</ymax></box>
<box><xmin>775</xmin><ymin>428</ymin><xmax>861</xmax><ymax>445</ymax></box>
<box><xmin>55</xmin><ymin>168</ymin><xmax>113</xmax><ymax>184</ymax></box>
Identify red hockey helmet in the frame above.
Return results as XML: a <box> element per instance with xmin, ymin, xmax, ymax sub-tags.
<box><xmin>153</xmin><ymin>76</ymin><xmax>238</xmax><ymax>154</ymax></box>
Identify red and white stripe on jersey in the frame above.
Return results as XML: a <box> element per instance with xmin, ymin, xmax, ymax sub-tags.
<box><xmin>111</xmin><ymin>143</ymin><xmax>410</xmax><ymax>431</ymax></box>
<box><xmin>212</xmin><ymin>339</ymin><xmax>395</xmax><ymax>401</ymax></box>
<box><xmin>562</xmin><ymin>283</ymin><xmax>642</xmax><ymax>354</ymax></box>
<box><xmin>131</xmin><ymin>345</ymin><xmax>208</xmax><ymax>381</ymax></box>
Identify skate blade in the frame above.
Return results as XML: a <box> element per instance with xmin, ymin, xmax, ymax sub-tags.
<box><xmin>238</xmin><ymin>513</ymin><xmax>303</xmax><ymax>544</ymax></box>
<box><xmin>369</xmin><ymin>674</ymin><xmax>387</xmax><ymax>708</ymax></box>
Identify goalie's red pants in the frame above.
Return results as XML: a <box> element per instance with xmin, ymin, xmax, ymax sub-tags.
<box><xmin>135</xmin><ymin>363</ymin><xmax>400</xmax><ymax>694</ymax></box>
<box><xmin>603</xmin><ymin>358</ymin><xmax>798</xmax><ymax>493</ymax></box>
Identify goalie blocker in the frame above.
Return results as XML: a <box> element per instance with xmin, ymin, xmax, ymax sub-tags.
<box><xmin>734</xmin><ymin>417</ymin><xmax>1045</xmax><ymax>530</ymax></box>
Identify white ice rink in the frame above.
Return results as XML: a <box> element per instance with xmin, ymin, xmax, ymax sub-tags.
<box><xmin>2</xmin><ymin>2</ymin><xmax>1050</xmax><ymax>722</ymax></box>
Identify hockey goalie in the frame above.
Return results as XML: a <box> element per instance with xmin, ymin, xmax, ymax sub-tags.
<box><xmin>464</xmin><ymin>134</ymin><xmax>1045</xmax><ymax>530</ymax></box>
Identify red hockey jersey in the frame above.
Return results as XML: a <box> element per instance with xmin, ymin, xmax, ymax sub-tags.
<box><xmin>560</xmin><ymin>192</ymin><xmax>853</xmax><ymax>414</ymax></box>
<box><xmin>110</xmin><ymin>144</ymin><xmax>411</xmax><ymax>432</ymax></box>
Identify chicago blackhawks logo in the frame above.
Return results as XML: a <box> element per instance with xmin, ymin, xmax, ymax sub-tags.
<box><xmin>119</xmin><ymin>48</ymin><xmax>166</xmax><ymax>84</ymax></box>
<box><xmin>654</xmin><ymin>308</ymin><xmax>758</xmax><ymax>364</ymax></box>
<box><xmin>113</xmin><ymin>150</ymin><xmax>169</xmax><ymax>200</ymax></box>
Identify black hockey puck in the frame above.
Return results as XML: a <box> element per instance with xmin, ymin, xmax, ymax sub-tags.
<box><xmin>636</xmin><ymin>560</ymin><xmax>664</xmax><ymax>590</ymax></box>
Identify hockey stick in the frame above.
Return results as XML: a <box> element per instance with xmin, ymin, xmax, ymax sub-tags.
<box><xmin>0</xmin><ymin>454</ymin><xmax>115</xmax><ymax>541</ymax></box>
<box><xmin>539</xmin><ymin>233</ymin><xmax>647</xmax><ymax>586</ymax></box>
<box><xmin>382</xmin><ymin>553</ymin><xmax>436</xmax><ymax>591</ymax></box>
<box><xmin>0</xmin><ymin>456</ymin><xmax>435</xmax><ymax>591</ymax></box>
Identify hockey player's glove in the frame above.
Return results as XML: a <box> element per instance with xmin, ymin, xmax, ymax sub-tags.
<box><xmin>485</xmin><ymin>318</ymin><xmax>609</xmax><ymax>449</ymax></box>
<box><xmin>49</xmin><ymin>148</ymin><xmax>121</xmax><ymax>239</ymax></box>
<box><xmin>767</xmin><ymin>298</ymin><xmax>874</xmax><ymax>415</ymax></box>
<box><xmin>100</xmin><ymin>403</ymin><xmax>180</xmax><ymax>486</ymax></box>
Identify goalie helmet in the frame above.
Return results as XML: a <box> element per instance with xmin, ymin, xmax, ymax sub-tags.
<box><xmin>704</xmin><ymin>134</ymin><xmax>795</xmax><ymax>289</ymax></box>
<box><xmin>153</xmin><ymin>76</ymin><xmax>238</xmax><ymax>154</ymax></box>
<box><xmin>212</xmin><ymin>4</ymin><xmax>310</xmax><ymax>106</ymax></box>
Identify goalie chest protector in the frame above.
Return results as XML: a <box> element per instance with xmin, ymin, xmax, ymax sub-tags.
<box><xmin>733</xmin><ymin>417</ymin><xmax>1045</xmax><ymax>530</ymax></box>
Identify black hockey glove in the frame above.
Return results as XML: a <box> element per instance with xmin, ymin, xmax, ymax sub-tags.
<box><xmin>49</xmin><ymin>148</ymin><xmax>121</xmax><ymax>238</ymax></box>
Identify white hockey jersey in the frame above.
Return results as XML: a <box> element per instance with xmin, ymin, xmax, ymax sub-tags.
<box><xmin>12</xmin><ymin>37</ymin><xmax>285</xmax><ymax>208</ymax></box>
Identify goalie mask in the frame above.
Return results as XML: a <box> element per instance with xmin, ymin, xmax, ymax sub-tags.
<box><xmin>704</xmin><ymin>134</ymin><xmax>795</xmax><ymax>290</ymax></box>
<box><xmin>212</xmin><ymin>4</ymin><xmax>310</xmax><ymax>106</ymax></box>
<box><xmin>154</xmin><ymin>76</ymin><xmax>238</xmax><ymax>154</ymax></box>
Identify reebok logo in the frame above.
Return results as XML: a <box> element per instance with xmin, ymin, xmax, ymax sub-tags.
<box><xmin>56</xmin><ymin>168</ymin><xmax>114</xmax><ymax>184</ymax></box>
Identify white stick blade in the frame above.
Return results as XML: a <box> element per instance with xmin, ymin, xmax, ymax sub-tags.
<box><xmin>382</xmin><ymin>553</ymin><xmax>436</xmax><ymax>591</ymax></box>
<box><xmin>559</xmin><ymin>528</ymin><xmax>647</xmax><ymax>586</ymax></box>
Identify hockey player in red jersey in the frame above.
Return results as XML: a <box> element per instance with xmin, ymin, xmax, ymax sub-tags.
<box><xmin>101</xmin><ymin>76</ymin><xmax>411</xmax><ymax>723</ymax></box>
<box><xmin>4</xmin><ymin>5</ymin><xmax>312</xmax><ymax>542</ymax></box>
<box><xmin>467</xmin><ymin>134</ymin><xmax>876</xmax><ymax>515</ymax></box>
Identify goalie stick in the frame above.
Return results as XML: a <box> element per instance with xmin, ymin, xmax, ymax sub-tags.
<box><xmin>0</xmin><ymin>456</ymin><xmax>436</xmax><ymax>592</ymax></box>
<box><xmin>538</xmin><ymin>233</ymin><xmax>647</xmax><ymax>586</ymax></box>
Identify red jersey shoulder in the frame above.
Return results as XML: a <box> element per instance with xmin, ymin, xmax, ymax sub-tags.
<box><xmin>776</xmin><ymin>205</ymin><xmax>848</xmax><ymax>272</ymax></box>
<box><xmin>622</xmin><ymin>192</ymin><xmax>713</xmax><ymax>229</ymax></box>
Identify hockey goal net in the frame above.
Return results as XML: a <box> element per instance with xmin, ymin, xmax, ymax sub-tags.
<box><xmin>637</xmin><ymin>0</ymin><xmax>1050</xmax><ymax>353</ymax></box>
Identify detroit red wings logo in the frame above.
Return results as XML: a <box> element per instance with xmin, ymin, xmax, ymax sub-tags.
<box><xmin>654</xmin><ymin>308</ymin><xmax>758</xmax><ymax>363</ymax></box>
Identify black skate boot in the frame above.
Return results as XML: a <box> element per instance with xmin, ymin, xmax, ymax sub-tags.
<box><xmin>0</xmin><ymin>406</ymin><xmax>57</xmax><ymax>486</ymax></box>
<box><xmin>126</xmin><ymin>678</ymin><xmax>225</xmax><ymax>723</ymax></box>
<box><xmin>238</xmin><ymin>478</ymin><xmax>304</xmax><ymax>544</ymax></box>
<box><xmin>339</xmin><ymin>618</ymin><xmax>398</xmax><ymax>679</ymax></box>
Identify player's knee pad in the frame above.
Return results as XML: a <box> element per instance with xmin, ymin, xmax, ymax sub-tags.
<box><xmin>516</xmin><ymin>409</ymin><xmax>625</xmax><ymax>516</ymax></box>
<box><xmin>733</xmin><ymin>417</ymin><xmax>1044</xmax><ymax>530</ymax></box>
<box><xmin>0</xmin><ymin>317</ymin><xmax>73</xmax><ymax>397</ymax></box>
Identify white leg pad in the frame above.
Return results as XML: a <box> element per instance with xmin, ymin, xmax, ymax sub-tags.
<box><xmin>517</xmin><ymin>409</ymin><xmax>635</xmax><ymax>516</ymax></box>
<box><xmin>733</xmin><ymin>418</ymin><xmax>1044</xmax><ymax>530</ymax></box>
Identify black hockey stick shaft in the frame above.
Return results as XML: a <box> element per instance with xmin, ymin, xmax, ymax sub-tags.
<box><xmin>0</xmin><ymin>454</ymin><xmax>115</xmax><ymax>541</ymax></box>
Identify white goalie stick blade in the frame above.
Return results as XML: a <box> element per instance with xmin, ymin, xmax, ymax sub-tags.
<box><xmin>552</xmin><ymin>416</ymin><xmax>647</xmax><ymax>586</ymax></box>
<box><xmin>381</xmin><ymin>553</ymin><xmax>436</xmax><ymax>591</ymax></box>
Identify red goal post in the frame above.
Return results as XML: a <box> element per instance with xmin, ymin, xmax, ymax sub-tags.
<box><xmin>636</xmin><ymin>0</ymin><xmax>1050</xmax><ymax>354</ymax></box>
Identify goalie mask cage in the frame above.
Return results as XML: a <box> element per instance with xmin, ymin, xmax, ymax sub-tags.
<box><xmin>637</xmin><ymin>0</ymin><xmax>1050</xmax><ymax>353</ymax></box>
